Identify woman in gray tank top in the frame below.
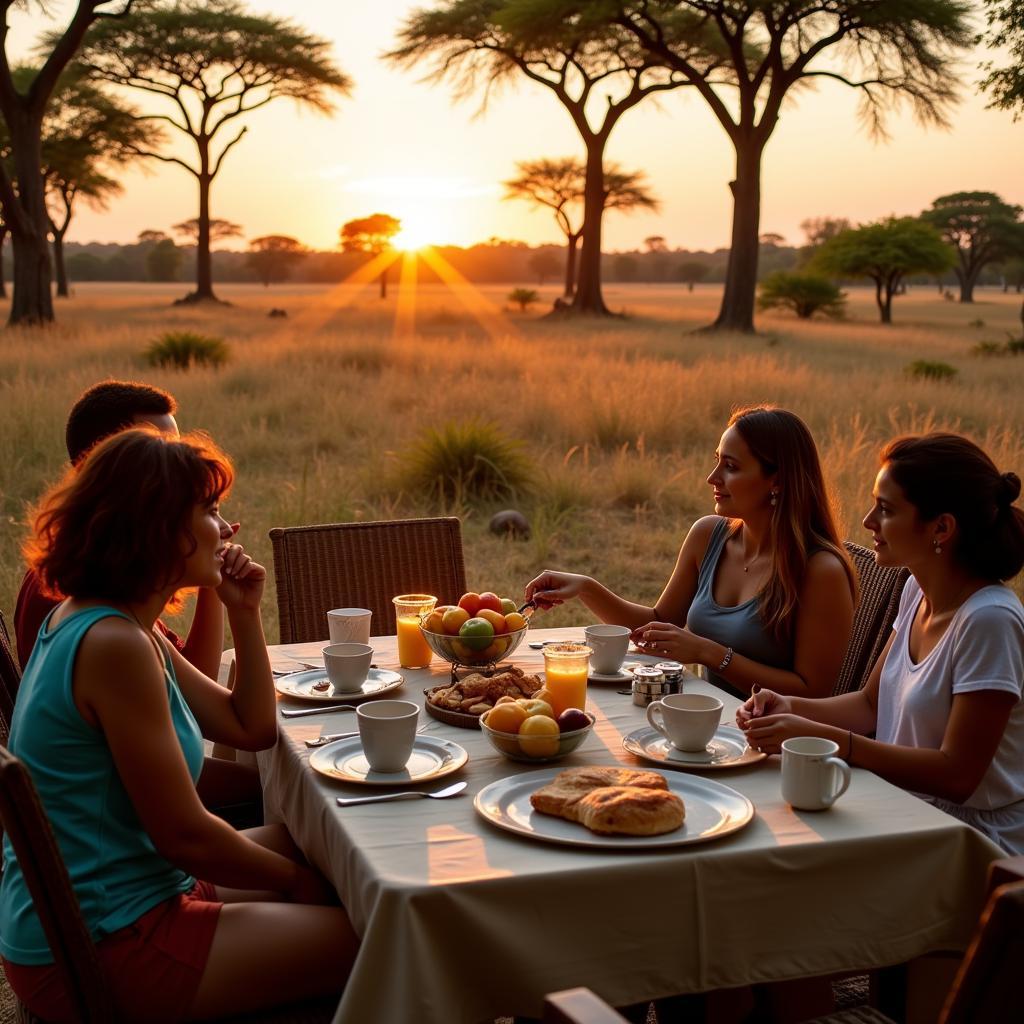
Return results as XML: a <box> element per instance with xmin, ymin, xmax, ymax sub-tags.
<box><xmin>526</xmin><ymin>406</ymin><xmax>857</xmax><ymax>699</ymax></box>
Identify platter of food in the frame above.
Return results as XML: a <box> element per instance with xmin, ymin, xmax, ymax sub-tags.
<box><xmin>474</xmin><ymin>765</ymin><xmax>753</xmax><ymax>850</ymax></box>
<box><xmin>423</xmin><ymin>665</ymin><xmax>544</xmax><ymax>728</ymax></box>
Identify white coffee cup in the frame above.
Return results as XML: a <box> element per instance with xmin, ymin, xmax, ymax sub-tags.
<box><xmin>323</xmin><ymin>642</ymin><xmax>373</xmax><ymax>694</ymax></box>
<box><xmin>781</xmin><ymin>737</ymin><xmax>851</xmax><ymax>811</ymax></box>
<box><xmin>357</xmin><ymin>700</ymin><xmax>419</xmax><ymax>773</ymax></box>
<box><xmin>646</xmin><ymin>692</ymin><xmax>723</xmax><ymax>752</ymax></box>
<box><xmin>327</xmin><ymin>608</ymin><xmax>372</xmax><ymax>646</ymax></box>
<box><xmin>584</xmin><ymin>624</ymin><xmax>631</xmax><ymax>674</ymax></box>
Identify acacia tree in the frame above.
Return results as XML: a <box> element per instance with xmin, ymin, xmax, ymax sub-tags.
<box><xmin>532</xmin><ymin>1</ymin><xmax>971</xmax><ymax>332</ymax></box>
<box><xmin>504</xmin><ymin>158</ymin><xmax>658</xmax><ymax>299</ymax></box>
<box><xmin>0</xmin><ymin>1</ymin><xmax>134</xmax><ymax>325</ymax></box>
<box><xmin>813</xmin><ymin>218</ymin><xmax>954</xmax><ymax>324</ymax></box>
<box><xmin>388</xmin><ymin>0</ymin><xmax>695</xmax><ymax>316</ymax></box>
<box><xmin>247</xmin><ymin>235</ymin><xmax>305</xmax><ymax>287</ymax></box>
<box><xmin>173</xmin><ymin>218</ymin><xmax>243</xmax><ymax>246</ymax></box>
<box><xmin>340</xmin><ymin>214</ymin><xmax>401</xmax><ymax>299</ymax></box>
<box><xmin>74</xmin><ymin>0</ymin><xmax>351</xmax><ymax>304</ymax></box>
<box><xmin>978</xmin><ymin>1</ymin><xmax>1024</xmax><ymax>118</ymax></box>
<box><xmin>920</xmin><ymin>192</ymin><xmax>1024</xmax><ymax>303</ymax></box>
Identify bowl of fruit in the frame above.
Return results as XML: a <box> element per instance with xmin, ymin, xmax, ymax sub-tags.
<box><xmin>420</xmin><ymin>591</ymin><xmax>532</xmax><ymax>669</ymax></box>
<box><xmin>480</xmin><ymin>696</ymin><xmax>595</xmax><ymax>764</ymax></box>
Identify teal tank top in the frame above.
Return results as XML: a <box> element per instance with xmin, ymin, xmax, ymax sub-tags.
<box><xmin>0</xmin><ymin>605</ymin><xmax>204</xmax><ymax>964</ymax></box>
<box><xmin>686</xmin><ymin>518</ymin><xmax>792</xmax><ymax>697</ymax></box>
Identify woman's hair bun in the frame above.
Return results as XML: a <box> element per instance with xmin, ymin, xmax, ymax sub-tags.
<box><xmin>1000</xmin><ymin>471</ymin><xmax>1021</xmax><ymax>506</ymax></box>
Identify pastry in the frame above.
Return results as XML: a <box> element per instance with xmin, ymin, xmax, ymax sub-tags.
<box><xmin>574</xmin><ymin>785</ymin><xmax>686</xmax><ymax>837</ymax></box>
<box><xmin>530</xmin><ymin>766</ymin><xmax>668</xmax><ymax>817</ymax></box>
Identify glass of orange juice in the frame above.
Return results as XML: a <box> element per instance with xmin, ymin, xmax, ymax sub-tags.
<box><xmin>542</xmin><ymin>643</ymin><xmax>592</xmax><ymax>717</ymax></box>
<box><xmin>392</xmin><ymin>594</ymin><xmax>437</xmax><ymax>669</ymax></box>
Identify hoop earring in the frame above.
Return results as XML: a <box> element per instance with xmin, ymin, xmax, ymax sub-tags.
<box><xmin>933</xmin><ymin>540</ymin><xmax>942</xmax><ymax>555</ymax></box>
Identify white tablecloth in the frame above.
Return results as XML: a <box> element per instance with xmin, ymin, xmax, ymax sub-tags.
<box><xmin>251</xmin><ymin>627</ymin><xmax>1003</xmax><ymax>1024</ymax></box>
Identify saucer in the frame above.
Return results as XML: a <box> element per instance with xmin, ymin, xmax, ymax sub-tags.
<box><xmin>622</xmin><ymin>725</ymin><xmax>767</xmax><ymax>771</ymax></box>
<box><xmin>588</xmin><ymin>662</ymin><xmax>640</xmax><ymax>684</ymax></box>
<box><xmin>275</xmin><ymin>667</ymin><xmax>403</xmax><ymax>703</ymax></box>
<box><xmin>309</xmin><ymin>735</ymin><xmax>468</xmax><ymax>786</ymax></box>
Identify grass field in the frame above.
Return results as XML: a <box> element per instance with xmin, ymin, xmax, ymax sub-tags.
<box><xmin>1</xmin><ymin>279</ymin><xmax>1022</xmax><ymax>657</ymax></box>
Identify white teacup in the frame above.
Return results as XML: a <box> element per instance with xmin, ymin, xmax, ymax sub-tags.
<box><xmin>327</xmin><ymin>608</ymin><xmax>372</xmax><ymax>646</ymax></box>
<box><xmin>646</xmin><ymin>692</ymin><xmax>723</xmax><ymax>752</ymax></box>
<box><xmin>357</xmin><ymin>700</ymin><xmax>419</xmax><ymax>773</ymax></box>
<box><xmin>584</xmin><ymin>624</ymin><xmax>631</xmax><ymax>675</ymax></box>
<box><xmin>323</xmin><ymin>642</ymin><xmax>373</xmax><ymax>694</ymax></box>
<box><xmin>781</xmin><ymin>737</ymin><xmax>851</xmax><ymax>811</ymax></box>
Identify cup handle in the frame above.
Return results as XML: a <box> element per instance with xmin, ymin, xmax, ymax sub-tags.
<box><xmin>822</xmin><ymin>756</ymin><xmax>851</xmax><ymax>807</ymax></box>
<box><xmin>646</xmin><ymin>701</ymin><xmax>668</xmax><ymax>739</ymax></box>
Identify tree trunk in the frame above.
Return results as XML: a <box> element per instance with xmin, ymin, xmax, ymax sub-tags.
<box><xmin>712</xmin><ymin>140</ymin><xmax>764</xmax><ymax>333</ymax></box>
<box><xmin>193</xmin><ymin>170</ymin><xmax>216</xmax><ymax>301</ymax></box>
<box><xmin>688</xmin><ymin>281</ymin><xmax>694</xmax><ymax>293</ymax></box>
<box><xmin>380</xmin><ymin>264</ymin><xmax>388</xmax><ymax>300</ymax></box>
<box><xmin>564</xmin><ymin>233</ymin><xmax>579</xmax><ymax>299</ymax></box>
<box><xmin>0</xmin><ymin>228</ymin><xmax>7</xmax><ymax>300</ymax></box>
<box><xmin>956</xmin><ymin>266</ymin><xmax>976</xmax><ymax>303</ymax></box>
<box><xmin>571</xmin><ymin>142</ymin><xmax>610</xmax><ymax>316</ymax></box>
<box><xmin>52</xmin><ymin>230</ymin><xmax>69</xmax><ymax>298</ymax></box>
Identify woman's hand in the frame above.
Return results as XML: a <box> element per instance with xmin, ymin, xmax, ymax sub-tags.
<box><xmin>740</xmin><ymin>708</ymin><xmax>823</xmax><ymax>755</ymax></box>
<box><xmin>216</xmin><ymin>543</ymin><xmax>266</xmax><ymax>613</ymax></box>
<box><xmin>524</xmin><ymin>570</ymin><xmax>591</xmax><ymax>610</ymax></box>
<box><xmin>735</xmin><ymin>688</ymin><xmax>792</xmax><ymax>728</ymax></box>
<box><xmin>630</xmin><ymin>621</ymin><xmax>703</xmax><ymax>663</ymax></box>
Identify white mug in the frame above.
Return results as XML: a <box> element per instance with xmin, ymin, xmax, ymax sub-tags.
<box><xmin>327</xmin><ymin>608</ymin><xmax>372</xmax><ymax>646</ymax></box>
<box><xmin>357</xmin><ymin>700</ymin><xmax>419</xmax><ymax>773</ymax></box>
<box><xmin>781</xmin><ymin>737</ymin><xmax>851</xmax><ymax>811</ymax></box>
<box><xmin>646</xmin><ymin>692</ymin><xmax>723</xmax><ymax>752</ymax></box>
<box><xmin>584</xmin><ymin>624</ymin><xmax>631</xmax><ymax>674</ymax></box>
<box><xmin>323</xmin><ymin>642</ymin><xmax>372</xmax><ymax>694</ymax></box>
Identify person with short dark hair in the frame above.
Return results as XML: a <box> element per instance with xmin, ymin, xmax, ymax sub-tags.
<box><xmin>15</xmin><ymin>380</ymin><xmax>219</xmax><ymax>675</ymax></box>
<box><xmin>526</xmin><ymin>406</ymin><xmax>857</xmax><ymax>698</ymax></box>
<box><xmin>0</xmin><ymin>429</ymin><xmax>356</xmax><ymax>1020</ymax></box>
<box><xmin>739</xmin><ymin>432</ymin><xmax>1024</xmax><ymax>853</ymax></box>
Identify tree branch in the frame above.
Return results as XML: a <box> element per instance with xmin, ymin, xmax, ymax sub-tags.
<box><xmin>211</xmin><ymin>125</ymin><xmax>247</xmax><ymax>177</ymax></box>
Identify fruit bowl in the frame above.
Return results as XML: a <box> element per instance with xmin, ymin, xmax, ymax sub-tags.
<box><xmin>419</xmin><ymin>622</ymin><xmax>530</xmax><ymax>669</ymax></box>
<box><xmin>479</xmin><ymin>710</ymin><xmax>596</xmax><ymax>764</ymax></box>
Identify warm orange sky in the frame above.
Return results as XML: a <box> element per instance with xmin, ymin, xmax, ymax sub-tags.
<box><xmin>13</xmin><ymin>1</ymin><xmax>1024</xmax><ymax>252</ymax></box>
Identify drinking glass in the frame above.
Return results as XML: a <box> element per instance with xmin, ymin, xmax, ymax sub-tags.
<box><xmin>392</xmin><ymin>594</ymin><xmax>437</xmax><ymax>669</ymax></box>
<box><xmin>542</xmin><ymin>643</ymin><xmax>592</xmax><ymax>717</ymax></box>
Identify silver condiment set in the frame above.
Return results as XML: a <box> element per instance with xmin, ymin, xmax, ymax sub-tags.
<box><xmin>631</xmin><ymin>661</ymin><xmax>685</xmax><ymax>706</ymax></box>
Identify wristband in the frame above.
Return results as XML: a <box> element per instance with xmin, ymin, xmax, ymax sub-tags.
<box><xmin>716</xmin><ymin>646</ymin><xmax>733</xmax><ymax>673</ymax></box>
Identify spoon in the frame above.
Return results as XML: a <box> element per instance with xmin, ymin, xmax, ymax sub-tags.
<box><xmin>306</xmin><ymin>725</ymin><xmax>428</xmax><ymax>748</ymax></box>
<box><xmin>336</xmin><ymin>781</ymin><xmax>467</xmax><ymax>807</ymax></box>
<box><xmin>281</xmin><ymin>704</ymin><xmax>357</xmax><ymax>719</ymax></box>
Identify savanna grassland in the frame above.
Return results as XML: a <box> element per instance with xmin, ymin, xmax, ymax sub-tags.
<box><xmin>1</xmin><ymin>280</ymin><xmax>1022</xmax><ymax>656</ymax></box>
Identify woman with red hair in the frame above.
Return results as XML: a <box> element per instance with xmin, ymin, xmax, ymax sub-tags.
<box><xmin>0</xmin><ymin>428</ymin><xmax>355</xmax><ymax>1021</ymax></box>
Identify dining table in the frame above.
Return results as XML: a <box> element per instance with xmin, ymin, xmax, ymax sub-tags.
<box><xmin>239</xmin><ymin>625</ymin><xmax>1004</xmax><ymax>1024</ymax></box>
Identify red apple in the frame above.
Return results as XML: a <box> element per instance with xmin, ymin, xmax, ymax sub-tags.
<box><xmin>477</xmin><ymin>591</ymin><xmax>502</xmax><ymax>613</ymax></box>
<box><xmin>557</xmin><ymin>708</ymin><xmax>591</xmax><ymax>733</ymax></box>
<box><xmin>458</xmin><ymin>592</ymin><xmax>482</xmax><ymax>616</ymax></box>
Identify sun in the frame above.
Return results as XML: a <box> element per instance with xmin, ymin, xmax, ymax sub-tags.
<box><xmin>391</xmin><ymin>210</ymin><xmax>443</xmax><ymax>252</ymax></box>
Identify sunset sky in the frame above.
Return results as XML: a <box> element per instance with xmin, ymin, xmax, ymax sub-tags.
<box><xmin>13</xmin><ymin>0</ymin><xmax>1024</xmax><ymax>253</ymax></box>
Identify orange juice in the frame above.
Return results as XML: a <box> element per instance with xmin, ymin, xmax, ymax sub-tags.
<box><xmin>396</xmin><ymin>615</ymin><xmax>433</xmax><ymax>669</ymax></box>
<box><xmin>544</xmin><ymin>663</ymin><xmax>588</xmax><ymax>717</ymax></box>
<box><xmin>542</xmin><ymin>643</ymin><xmax>592</xmax><ymax>717</ymax></box>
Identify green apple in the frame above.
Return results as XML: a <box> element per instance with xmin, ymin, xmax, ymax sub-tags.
<box><xmin>459</xmin><ymin>616</ymin><xmax>495</xmax><ymax>651</ymax></box>
<box><xmin>500</xmin><ymin>597</ymin><xmax>517</xmax><ymax>615</ymax></box>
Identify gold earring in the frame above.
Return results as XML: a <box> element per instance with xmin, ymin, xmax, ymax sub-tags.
<box><xmin>934</xmin><ymin>540</ymin><xmax>942</xmax><ymax>555</ymax></box>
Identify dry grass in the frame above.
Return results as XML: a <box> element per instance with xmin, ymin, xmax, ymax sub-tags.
<box><xmin>1</xmin><ymin>280</ymin><xmax>1022</xmax><ymax>652</ymax></box>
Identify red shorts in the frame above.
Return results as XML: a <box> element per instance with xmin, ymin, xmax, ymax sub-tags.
<box><xmin>3</xmin><ymin>880</ymin><xmax>222</xmax><ymax>1024</ymax></box>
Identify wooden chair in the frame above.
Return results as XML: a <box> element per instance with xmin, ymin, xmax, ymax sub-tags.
<box><xmin>832</xmin><ymin>542</ymin><xmax>909</xmax><ymax>696</ymax></box>
<box><xmin>269</xmin><ymin>517</ymin><xmax>467</xmax><ymax>643</ymax></box>
<box><xmin>542</xmin><ymin>859</ymin><xmax>1024</xmax><ymax>1024</ymax></box>
<box><xmin>0</xmin><ymin>609</ymin><xmax>19</xmax><ymax>746</ymax></box>
<box><xmin>0</xmin><ymin>744</ymin><xmax>114</xmax><ymax>1022</ymax></box>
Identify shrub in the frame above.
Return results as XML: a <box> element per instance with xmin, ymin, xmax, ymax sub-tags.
<box><xmin>972</xmin><ymin>341</ymin><xmax>1006</xmax><ymax>357</ymax></box>
<box><xmin>906</xmin><ymin>359</ymin><xmax>957</xmax><ymax>382</ymax></box>
<box><xmin>757</xmin><ymin>272</ymin><xmax>846</xmax><ymax>320</ymax></box>
<box><xmin>968</xmin><ymin>318</ymin><xmax>985</xmax><ymax>328</ymax></box>
<box><xmin>508</xmin><ymin>288</ymin><xmax>539</xmax><ymax>312</ymax></box>
<box><xmin>398</xmin><ymin>419</ymin><xmax>532</xmax><ymax>505</ymax></box>
<box><xmin>144</xmin><ymin>331</ymin><xmax>228</xmax><ymax>370</ymax></box>
<box><xmin>1006</xmin><ymin>336</ymin><xmax>1024</xmax><ymax>355</ymax></box>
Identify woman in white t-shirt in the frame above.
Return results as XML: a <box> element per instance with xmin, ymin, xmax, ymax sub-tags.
<box><xmin>738</xmin><ymin>432</ymin><xmax>1024</xmax><ymax>854</ymax></box>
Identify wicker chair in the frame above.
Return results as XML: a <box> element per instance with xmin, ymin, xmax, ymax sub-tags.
<box><xmin>542</xmin><ymin>858</ymin><xmax>1024</xmax><ymax>1024</ymax></box>
<box><xmin>269</xmin><ymin>517</ymin><xmax>467</xmax><ymax>644</ymax></box>
<box><xmin>0</xmin><ymin>610</ymin><xmax>19</xmax><ymax>746</ymax></box>
<box><xmin>832</xmin><ymin>542</ymin><xmax>909</xmax><ymax>696</ymax></box>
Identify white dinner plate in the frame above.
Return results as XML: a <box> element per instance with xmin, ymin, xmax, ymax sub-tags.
<box><xmin>622</xmin><ymin>725</ymin><xmax>767</xmax><ymax>771</ymax></box>
<box><xmin>275</xmin><ymin>667</ymin><xmax>403</xmax><ymax>703</ymax></box>
<box><xmin>309</xmin><ymin>735</ymin><xmax>468</xmax><ymax>786</ymax></box>
<box><xmin>474</xmin><ymin>767</ymin><xmax>753</xmax><ymax>849</ymax></box>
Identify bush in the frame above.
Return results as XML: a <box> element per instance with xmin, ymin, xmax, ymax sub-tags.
<box><xmin>906</xmin><ymin>359</ymin><xmax>957</xmax><ymax>382</ymax></box>
<box><xmin>145</xmin><ymin>331</ymin><xmax>228</xmax><ymax>370</ymax></box>
<box><xmin>757</xmin><ymin>272</ymin><xmax>846</xmax><ymax>320</ymax></box>
<box><xmin>1006</xmin><ymin>336</ymin><xmax>1024</xmax><ymax>355</ymax></box>
<box><xmin>972</xmin><ymin>341</ymin><xmax>1006</xmax><ymax>357</ymax></box>
<box><xmin>398</xmin><ymin>420</ymin><xmax>532</xmax><ymax>505</ymax></box>
<box><xmin>508</xmin><ymin>287</ymin><xmax>539</xmax><ymax>312</ymax></box>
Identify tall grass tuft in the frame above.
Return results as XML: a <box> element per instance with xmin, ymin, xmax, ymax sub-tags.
<box><xmin>397</xmin><ymin>419</ymin><xmax>533</xmax><ymax>506</ymax></box>
<box><xmin>905</xmin><ymin>359</ymin><xmax>957</xmax><ymax>382</ymax></box>
<box><xmin>145</xmin><ymin>331</ymin><xmax>229</xmax><ymax>370</ymax></box>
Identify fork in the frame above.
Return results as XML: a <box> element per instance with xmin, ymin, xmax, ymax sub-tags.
<box><xmin>336</xmin><ymin>781</ymin><xmax>467</xmax><ymax>807</ymax></box>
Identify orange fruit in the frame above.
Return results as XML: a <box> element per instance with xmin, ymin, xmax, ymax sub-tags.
<box><xmin>423</xmin><ymin>609</ymin><xmax>446</xmax><ymax>634</ymax></box>
<box><xmin>531</xmin><ymin>687</ymin><xmax>555</xmax><ymax>707</ymax></box>
<box><xmin>441</xmin><ymin>606</ymin><xmax>471</xmax><ymax>636</ymax></box>
<box><xmin>519</xmin><ymin>714</ymin><xmax>560</xmax><ymax>757</ymax></box>
<box><xmin>477</xmin><ymin>609</ymin><xmax>506</xmax><ymax>633</ymax></box>
<box><xmin>485</xmin><ymin>702</ymin><xmax>528</xmax><ymax>734</ymax></box>
<box><xmin>504</xmin><ymin>611</ymin><xmax>527</xmax><ymax>632</ymax></box>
